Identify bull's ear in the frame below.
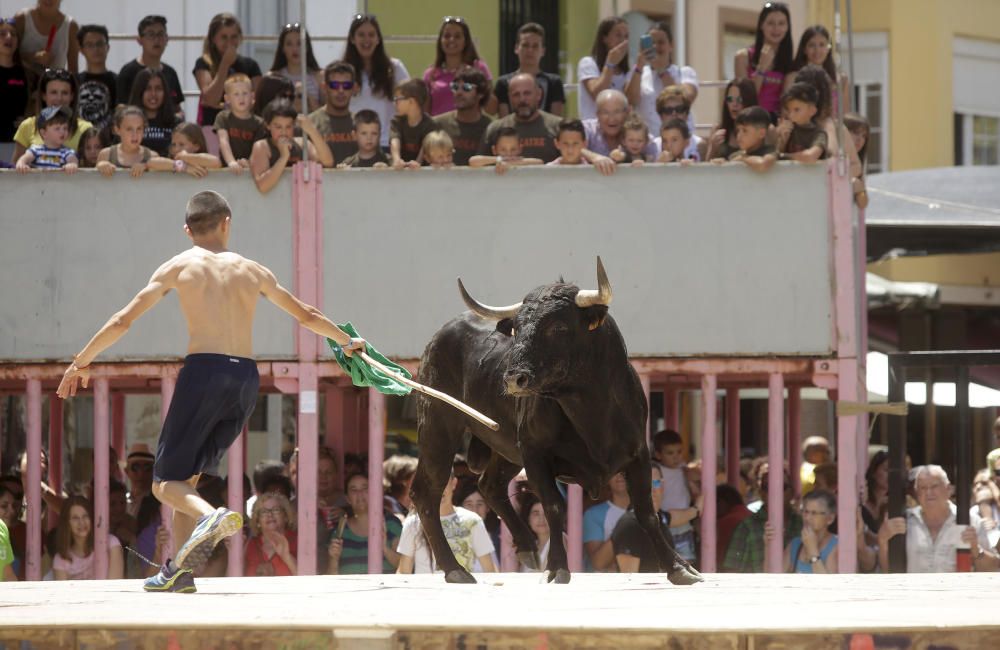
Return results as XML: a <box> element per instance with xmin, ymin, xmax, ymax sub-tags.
<box><xmin>583</xmin><ymin>305</ymin><xmax>609</xmax><ymax>331</ymax></box>
<box><xmin>496</xmin><ymin>318</ymin><xmax>515</xmax><ymax>336</ymax></box>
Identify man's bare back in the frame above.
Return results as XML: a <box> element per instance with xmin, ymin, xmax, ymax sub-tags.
<box><xmin>169</xmin><ymin>247</ymin><xmax>264</xmax><ymax>358</ymax></box>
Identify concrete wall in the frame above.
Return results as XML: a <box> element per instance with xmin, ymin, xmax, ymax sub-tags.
<box><xmin>0</xmin><ymin>172</ymin><xmax>294</xmax><ymax>361</ymax></box>
<box><xmin>0</xmin><ymin>162</ymin><xmax>835</xmax><ymax>362</ymax></box>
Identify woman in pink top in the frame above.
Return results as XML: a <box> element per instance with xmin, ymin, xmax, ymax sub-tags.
<box><xmin>734</xmin><ymin>2</ymin><xmax>793</xmax><ymax>119</ymax></box>
<box><xmin>52</xmin><ymin>496</ymin><xmax>123</xmax><ymax>580</ymax></box>
<box><xmin>422</xmin><ymin>16</ymin><xmax>495</xmax><ymax>116</ymax></box>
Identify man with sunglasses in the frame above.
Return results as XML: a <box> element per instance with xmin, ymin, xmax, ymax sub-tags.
<box><xmin>433</xmin><ymin>67</ymin><xmax>492</xmax><ymax>166</ymax></box>
<box><xmin>308</xmin><ymin>61</ymin><xmax>359</xmax><ymax>165</ymax></box>
<box><xmin>117</xmin><ymin>16</ymin><xmax>184</xmax><ymax>120</ymax></box>
<box><xmin>124</xmin><ymin>443</ymin><xmax>155</xmax><ymax>518</ymax></box>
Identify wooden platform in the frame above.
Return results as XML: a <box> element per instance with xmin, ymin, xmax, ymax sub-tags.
<box><xmin>1</xmin><ymin>573</ymin><xmax>998</xmax><ymax>649</ymax></box>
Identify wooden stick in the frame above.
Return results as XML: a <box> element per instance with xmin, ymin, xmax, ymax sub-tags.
<box><xmin>358</xmin><ymin>351</ymin><xmax>500</xmax><ymax>431</ymax></box>
<box><xmin>836</xmin><ymin>401</ymin><xmax>908</xmax><ymax>417</ymax></box>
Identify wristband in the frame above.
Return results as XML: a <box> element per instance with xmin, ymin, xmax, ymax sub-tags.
<box><xmin>173</xmin><ymin>158</ymin><xmax>186</xmax><ymax>173</ymax></box>
<box><xmin>809</xmin><ymin>555</ymin><xmax>820</xmax><ymax>564</ymax></box>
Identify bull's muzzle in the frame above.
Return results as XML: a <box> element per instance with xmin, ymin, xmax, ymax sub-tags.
<box><xmin>504</xmin><ymin>369</ymin><xmax>533</xmax><ymax>395</ymax></box>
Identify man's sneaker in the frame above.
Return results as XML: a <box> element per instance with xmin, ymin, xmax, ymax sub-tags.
<box><xmin>174</xmin><ymin>507</ymin><xmax>243</xmax><ymax>574</ymax></box>
<box><xmin>143</xmin><ymin>562</ymin><xmax>196</xmax><ymax>593</ymax></box>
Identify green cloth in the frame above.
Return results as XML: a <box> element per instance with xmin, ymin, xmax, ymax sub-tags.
<box><xmin>0</xmin><ymin>519</ymin><xmax>12</xmax><ymax>581</ymax></box>
<box><xmin>327</xmin><ymin>323</ymin><xmax>412</xmax><ymax>396</ymax></box>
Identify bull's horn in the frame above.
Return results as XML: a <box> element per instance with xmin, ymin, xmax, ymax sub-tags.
<box><xmin>575</xmin><ymin>256</ymin><xmax>613</xmax><ymax>308</ymax></box>
<box><xmin>457</xmin><ymin>278</ymin><xmax>522</xmax><ymax>320</ymax></box>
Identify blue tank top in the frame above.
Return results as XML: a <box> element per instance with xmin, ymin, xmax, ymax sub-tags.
<box><xmin>790</xmin><ymin>534</ymin><xmax>837</xmax><ymax>573</ymax></box>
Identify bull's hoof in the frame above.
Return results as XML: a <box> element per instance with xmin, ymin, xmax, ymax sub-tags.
<box><xmin>546</xmin><ymin>568</ymin><xmax>571</xmax><ymax>584</ymax></box>
<box><xmin>517</xmin><ymin>550</ymin><xmax>542</xmax><ymax>571</ymax></box>
<box><xmin>445</xmin><ymin>568</ymin><xmax>477</xmax><ymax>584</ymax></box>
<box><xmin>668</xmin><ymin>566</ymin><xmax>704</xmax><ymax>585</ymax></box>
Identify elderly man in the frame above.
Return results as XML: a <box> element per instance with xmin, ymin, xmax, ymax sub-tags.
<box><xmin>481</xmin><ymin>72</ymin><xmax>562</xmax><ymax>163</ymax></box>
<box><xmin>583</xmin><ymin>89</ymin><xmax>656</xmax><ymax>159</ymax></box>
<box><xmin>123</xmin><ymin>442</ymin><xmax>156</xmax><ymax>517</ymax></box>
<box><xmin>434</xmin><ymin>67</ymin><xmax>493</xmax><ymax>166</ymax></box>
<box><xmin>879</xmin><ymin>465</ymin><xmax>998</xmax><ymax>572</ymax></box>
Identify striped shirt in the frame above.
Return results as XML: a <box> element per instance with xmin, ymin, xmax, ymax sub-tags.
<box><xmin>332</xmin><ymin>513</ymin><xmax>402</xmax><ymax>574</ymax></box>
<box><xmin>28</xmin><ymin>144</ymin><xmax>75</xmax><ymax>169</ymax></box>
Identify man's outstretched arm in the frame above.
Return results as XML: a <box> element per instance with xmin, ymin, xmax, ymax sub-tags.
<box><xmin>257</xmin><ymin>264</ymin><xmax>363</xmax><ymax>353</ymax></box>
<box><xmin>57</xmin><ymin>262</ymin><xmax>177</xmax><ymax>398</ymax></box>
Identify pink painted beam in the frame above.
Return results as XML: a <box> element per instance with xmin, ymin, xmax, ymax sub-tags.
<box><xmin>227</xmin><ymin>426</ymin><xmax>246</xmax><ymax>577</ymax></box>
<box><xmin>725</xmin><ymin>388</ymin><xmax>740</xmax><ymax>486</ymax></box>
<box><xmin>26</xmin><ymin>380</ymin><xmax>42</xmax><ymax>581</ymax></box>
<box><xmin>367</xmin><ymin>388</ymin><xmax>386</xmax><ymax>575</ymax></box>
<box><xmin>766</xmin><ymin>372</ymin><xmax>784</xmax><ymax>574</ymax></box>
<box><xmin>47</xmin><ymin>395</ymin><xmax>63</xmax><ymax>531</ymax></box>
<box><xmin>93</xmin><ymin>377</ymin><xmax>110</xmax><ymax>579</ymax></box>
<box><xmin>788</xmin><ymin>387</ymin><xmax>802</xmax><ymax>498</ymax></box>
<box><xmin>159</xmin><ymin>375</ymin><xmax>175</xmax><ymax>559</ymax></box>
<box><xmin>296</xmin><ymin>365</ymin><xmax>318</xmax><ymax>575</ymax></box>
<box><xmin>836</xmin><ymin>358</ymin><xmax>860</xmax><ymax>573</ymax></box>
<box><xmin>112</xmin><ymin>392</ymin><xmax>126</xmax><ymax>466</ymax></box>
<box><xmin>567</xmin><ymin>483</ymin><xmax>583</xmax><ymax>572</ymax></box>
<box><xmin>663</xmin><ymin>384</ymin><xmax>678</xmax><ymax>431</ymax></box>
<box><xmin>700</xmin><ymin>374</ymin><xmax>718</xmax><ymax>572</ymax></box>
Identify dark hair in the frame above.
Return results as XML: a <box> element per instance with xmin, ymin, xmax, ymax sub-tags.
<box><xmin>35</xmin><ymin>68</ymin><xmax>81</xmax><ymax>137</ymax></box>
<box><xmin>56</xmin><ymin>495</ymin><xmax>93</xmax><ymax>561</ymax></box>
<box><xmin>653</xmin><ymin>429</ymin><xmax>683</xmax><ymax>451</ymax></box>
<box><xmin>716</xmin><ymin>483</ymin><xmax>745</xmax><ymax>513</ymax></box>
<box><xmin>793</xmin><ymin>64</ymin><xmax>832</xmax><ymax>119</ymax></box>
<box><xmin>517</xmin><ymin>22</ymin><xmax>545</xmax><ymax>41</ymax></box>
<box><xmin>172</xmin><ymin>121</ymin><xmax>208</xmax><ymax>154</ymax></box>
<box><xmin>865</xmin><ymin>450</ymin><xmax>889</xmax><ymax>500</ymax></box>
<box><xmin>253</xmin><ymin>74</ymin><xmax>295</xmax><ymax>116</ymax></box>
<box><xmin>37</xmin><ymin>105</ymin><xmax>70</xmax><ymax>130</ymax></box>
<box><xmin>76</xmin><ymin>24</ymin><xmax>109</xmax><ymax>46</ymax></box>
<box><xmin>201</xmin><ymin>13</ymin><xmax>243</xmax><ymax>77</ymax></box>
<box><xmin>494</xmin><ymin>125</ymin><xmax>520</xmax><ymax>142</ymax></box>
<box><xmin>718</xmin><ymin>78</ymin><xmax>759</xmax><ymax>135</ymax></box>
<box><xmin>662</xmin><ymin>117</ymin><xmax>690</xmax><ymax>140</ymax></box>
<box><xmin>343</xmin><ymin>14</ymin><xmax>395</xmax><ymax>99</ymax></box>
<box><xmin>792</xmin><ymin>25</ymin><xmax>837</xmax><ymax>80</ymax></box>
<box><xmin>353</xmin><ymin>109</ymin><xmax>380</xmax><ymax>129</ymax></box>
<box><xmin>844</xmin><ymin>112</ymin><xmax>871</xmax><ymax>171</ymax></box>
<box><xmin>263</xmin><ymin>98</ymin><xmax>297</xmax><ymax>124</ymax></box>
<box><xmin>261</xmin><ymin>474</ymin><xmax>294</xmax><ymax>499</ymax></box>
<box><xmin>591</xmin><ymin>17</ymin><xmax>628</xmax><ymax>74</ymax></box>
<box><xmin>324</xmin><ymin>60</ymin><xmax>357</xmax><ymax>83</ymax></box>
<box><xmin>395</xmin><ymin>78</ymin><xmax>428</xmax><ymax>106</ymax></box>
<box><xmin>781</xmin><ymin>81</ymin><xmax>819</xmax><ymax>108</ymax></box>
<box><xmin>252</xmin><ymin>460</ymin><xmax>286</xmax><ymax>494</ymax></box>
<box><xmin>649</xmin><ymin>21</ymin><xmax>673</xmax><ymax>44</ymax></box>
<box><xmin>433</xmin><ymin>17</ymin><xmax>480</xmax><ymax>71</ymax></box>
<box><xmin>813</xmin><ymin>463</ymin><xmax>838</xmax><ymax>490</ymax></box>
<box><xmin>750</xmin><ymin>2</ymin><xmax>793</xmax><ymax>74</ymax></box>
<box><xmin>137</xmin><ymin>15</ymin><xmax>166</xmax><ymax>37</ymax></box>
<box><xmin>185</xmin><ymin>190</ymin><xmax>232</xmax><ymax>235</ymax></box>
<box><xmin>129</xmin><ymin>67</ymin><xmax>177</xmax><ymax>126</ymax></box>
<box><xmin>803</xmin><ymin>488</ymin><xmax>836</xmax><ymax>513</ymax></box>
<box><xmin>557</xmin><ymin>118</ymin><xmax>585</xmax><ymax>138</ymax></box>
<box><xmin>516</xmin><ymin>490</ymin><xmax>543</xmax><ymax>543</ymax></box>
<box><xmin>455</xmin><ymin>66</ymin><xmax>492</xmax><ymax>108</ymax></box>
<box><xmin>735</xmin><ymin>105</ymin><xmax>771</xmax><ymax>129</ymax></box>
<box><xmin>383</xmin><ymin>455</ymin><xmax>418</xmax><ymax>500</ymax></box>
<box><xmin>271</xmin><ymin>24</ymin><xmax>321</xmax><ymax>74</ymax></box>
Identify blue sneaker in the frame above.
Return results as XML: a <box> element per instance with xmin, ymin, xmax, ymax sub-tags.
<box><xmin>174</xmin><ymin>507</ymin><xmax>243</xmax><ymax>574</ymax></box>
<box><xmin>143</xmin><ymin>562</ymin><xmax>196</xmax><ymax>593</ymax></box>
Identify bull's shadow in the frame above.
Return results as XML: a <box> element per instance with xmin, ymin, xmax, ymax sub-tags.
<box><xmin>411</xmin><ymin>257</ymin><xmax>703</xmax><ymax>585</ymax></box>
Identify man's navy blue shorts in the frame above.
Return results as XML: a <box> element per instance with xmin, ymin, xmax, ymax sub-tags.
<box><xmin>154</xmin><ymin>353</ymin><xmax>259</xmax><ymax>482</ymax></box>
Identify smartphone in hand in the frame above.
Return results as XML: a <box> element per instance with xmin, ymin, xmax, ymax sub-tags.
<box><xmin>639</xmin><ymin>34</ymin><xmax>654</xmax><ymax>52</ymax></box>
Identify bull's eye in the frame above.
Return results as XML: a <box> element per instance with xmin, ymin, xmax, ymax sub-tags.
<box><xmin>545</xmin><ymin>322</ymin><xmax>569</xmax><ymax>337</ymax></box>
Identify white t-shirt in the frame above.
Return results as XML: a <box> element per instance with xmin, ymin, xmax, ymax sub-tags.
<box><xmin>637</xmin><ymin>64</ymin><xmax>698</xmax><ymax>136</ymax></box>
<box><xmin>576</xmin><ymin>56</ymin><xmax>633</xmax><ymax>121</ymax></box>
<box><xmin>349</xmin><ymin>58</ymin><xmax>410</xmax><ymax>147</ymax></box>
<box><xmin>397</xmin><ymin>507</ymin><xmax>495</xmax><ymax>574</ymax></box>
<box><xmin>653</xmin><ymin>133</ymin><xmax>703</xmax><ymax>162</ymax></box>
<box><xmin>905</xmin><ymin>503</ymin><xmax>990</xmax><ymax>573</ymax></box>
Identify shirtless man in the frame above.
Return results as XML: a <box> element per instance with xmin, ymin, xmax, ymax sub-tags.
<box><xmin>56</xmin><ymin>190</ymin><xmax>364</xmax><ymax>593</ymax></box>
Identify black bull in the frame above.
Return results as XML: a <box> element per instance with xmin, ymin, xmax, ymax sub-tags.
<box><xmin>411</xmin><ymin>259</ymin><xmax>703</xmax><ymax>585</ymax></box>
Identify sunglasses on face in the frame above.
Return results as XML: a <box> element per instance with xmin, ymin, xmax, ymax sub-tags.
<box><xmin>450</xmin><ymin>81</ymin><xmax>475</xmax><ymax>92</ymax></box>
<box><xmin>443</xmin><ymin>16</ymin><xmax>465</xmax><ymax>24</ymax></box>
<box><xmin>659</xmin><ymin>106</ymin><xmax>688</xmax><ymax>116</ymax></box>
<box><xmin>328</xmin><ymin>80</ymin><xmax>355</xmax><ymax>90</ymax></box>
<box><xmin>353</xmin><ymin>13</ymin><xmax>377</xmax><ymax>22</ymax></box>
<box><xmin>44</xmin><ymin>68</ymin><xmax>72</xmax><ymax>81</ymax></box>
<box><xmin>726</xmin><ymin>95</ymin><xmax>744</xmax><ymax>104</ymax></box>
<box><xmin>284</xmin><ymin>23</ymin><xmax>301</xmax><ymax>30</ymax></box>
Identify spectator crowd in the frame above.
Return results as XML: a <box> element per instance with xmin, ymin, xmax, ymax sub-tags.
<box><xmin>1</xmin><ymin>2</ymin><xmax>871</xmax><ymax>207</ymax></box>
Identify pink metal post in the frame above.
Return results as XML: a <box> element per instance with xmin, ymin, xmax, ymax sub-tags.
<box><xmin>567</xmin><ymin>483</ymin><xmax>583</xmax><ymax>572</ymax></box>
<box><xmin>663</xmin><ymin>385</ymin><xmax>679</xmax><ymax>431</ymax></box>
<box><xmin>367</xmin><ymin>388</ymin><xmax>386</xmax><ymax>574</ymax></box>
<box><xmin>788</xmin><ymin>387</ymin><xmax>802</xmax><ymax>497</ymax></box>
<box><xmin>48</xmin><ymin>395</ymin><xmax>63</xmax><ymax>531</ymax></box>
<box><xmin>93</xmin><ymin>377</ymin><xmax>110</xmax><ymax>579</ymax></box>
<box><xmin>26</xmin><ymin>379</ymin><xmax>42</xmax><ymax>581</ymax></box>
<box><xmin>227</xmin><ymin>426</ymin><xmax>246</xmax><ymax>576</ymax></box>
<box><xmin>638</xmin><ymin>371</ymin><xmax>651</xmax><ymax>444</ymax></box>
<box><xmin>111</xmin><ymin>392</ymin><xmax>126</xmax><ymax>463</ymax></box>
<box><xmin>700</xmin><ymin>374</ymin><xmax>718</xmax><ymax>572</ymax></box>
<box><xmin>725</xmin><ymin>388</ymin><xmax>740</xmax><ymax>486</ymax></box>
<box><xmin>766</xmin><ymin>372</ymin><xmax>784</xmax><ymax>573</ymax></box>
<box><xmin>159</xmin><ymin>375</ymin><xmax>175</xmax><ymax>557</ymax></box>
<box><xmin>296</xmin><ymin>366</ymin><xmax>319</xmax><ymax>575</ymax></box>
